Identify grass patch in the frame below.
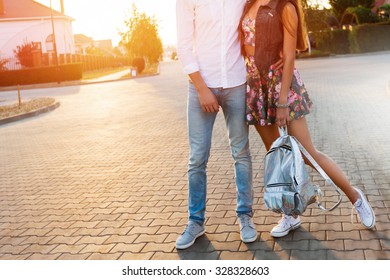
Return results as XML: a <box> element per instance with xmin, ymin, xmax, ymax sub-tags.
<box><xmin>82</xmin><ymin>67</ymin><xmax>129</xmax><ymax>80</ymax></box>
<box><xmin>0</xmin><ymin>97</ymin><xmax>56</xmax><ymax>119</ymax></box>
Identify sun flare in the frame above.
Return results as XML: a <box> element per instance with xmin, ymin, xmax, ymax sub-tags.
<box><xmin>34</xmin><ymin>0</ymin><xmax>177</xmax><ymax>46</ymax></box>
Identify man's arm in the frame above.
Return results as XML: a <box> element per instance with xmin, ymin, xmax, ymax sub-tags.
<box><xmin>176</xmin><ymin>0</ymin><xmax>219</xmax><ymax>112</ymax></box>
<box><xmin>188</xmin><ymin>72</ymin><xmax>220</xmax><ymax>113</ymax></box>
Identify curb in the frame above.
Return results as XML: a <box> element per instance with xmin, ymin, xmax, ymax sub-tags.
<box><xmin>0</xmin><ymin>101</ymin><xmax>60</xmax><ymax>125</ymax></box>
<box><xmin>0</xmin><ymin>68</ymin><xmax>160</xmax><ymax>92</ymax></box>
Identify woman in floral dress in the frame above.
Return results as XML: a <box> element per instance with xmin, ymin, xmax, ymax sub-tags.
<box><xmin>239</xmin><ymin>0</ymin><xmax>375</xmax><ymax>237</ymax></box>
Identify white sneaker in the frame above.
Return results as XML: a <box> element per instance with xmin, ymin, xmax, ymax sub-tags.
<box><xmin>270</xmin><ymin>215</ymin><xmax>301</xmax><ymax>238</ymax></box>
<box><xmin>353</xmin><ymin>187</ymin><xmax>376</xmax><ymax>229</ymax></box>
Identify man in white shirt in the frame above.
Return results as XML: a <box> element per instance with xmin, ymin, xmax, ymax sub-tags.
<box><xmin>175</xmin><ymin>0</ymin><xmax>256</xmax><ymax>250</ymax></box>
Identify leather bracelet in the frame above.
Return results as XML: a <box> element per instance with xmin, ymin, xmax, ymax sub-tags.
<box><xmin>275</xmin><ymin>102</ymin><xmax>289</xmax><ymax>108</ymax></box>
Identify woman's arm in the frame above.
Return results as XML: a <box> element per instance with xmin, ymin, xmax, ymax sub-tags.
<box><xmin>276</xmin><ymin>2</ymin><xmax>299</xmax><ymax>125</ymax></box>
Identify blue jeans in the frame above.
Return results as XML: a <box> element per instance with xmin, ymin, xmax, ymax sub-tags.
<box><xmin>187</xmin><ymin>82</ymin><xmax>253</xmax><ymax>224</ymax></box>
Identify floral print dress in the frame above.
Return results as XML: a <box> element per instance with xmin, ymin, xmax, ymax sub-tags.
<box><xmin>242</xmin><ymin>18</ymin><xmax>313</xmax><ymax>126</ymax></box>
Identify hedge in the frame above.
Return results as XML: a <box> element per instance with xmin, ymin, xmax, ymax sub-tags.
<box><xmin>314</xmin><ymin>22</ymin><xmax>390</xmax><ymax>54</ymax></box>
<box><xmin>350</xmin><ymin>23</ymin><xmax>390</xmax><ymax>53</ymax></box>
<box><xmin>315</xmin><ymin>29</ymin><xmax>350</xmax><ymax>54</ymax></box>
<box><xmin>0</xmin><ymin>63</ymin><xmax>83</xmax><ymax>87</ymax></box>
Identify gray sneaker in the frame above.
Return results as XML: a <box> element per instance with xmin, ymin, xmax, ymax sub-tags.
<box><xmin>353</xmin><ymin>187</ymin><xmax>376</xmax><ymax>229</ymax></box>
<box><xmin>175</xmin><ymin>220</ymin><xmax>206</xmax><ymax>250</ymax></box>
<box><xmin>238</xmin><ymin>214</ymin><xmax>257</xmax><ymax>243</ymax></box>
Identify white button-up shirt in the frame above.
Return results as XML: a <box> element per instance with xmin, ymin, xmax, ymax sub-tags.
<box><xmin>176</xmin><ymin>0</ymin><xmax>246</xmax><ymax>88</ymax></box>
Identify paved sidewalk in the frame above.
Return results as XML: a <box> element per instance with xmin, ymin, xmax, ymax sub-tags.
<box><xmin>0</xmin><ymin>54</ymin><xmax>390</xmax><ymax>260</ymax></box>
<box><xmin>84</xmin><ymin>69</ymin><xmax>133</xmax><ymax>84</ymax></box>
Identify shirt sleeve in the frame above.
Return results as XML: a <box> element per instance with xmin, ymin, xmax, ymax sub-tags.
<box><xmin>176</xmin><ymin>0</ymin><xmax>199</xmax><ymax>74</ymax></box>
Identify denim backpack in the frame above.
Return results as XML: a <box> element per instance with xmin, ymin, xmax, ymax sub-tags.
<box><xmin>263</xmin><ymin>127</ymin><xmax>342</xmax><ymax>216</ymax></box>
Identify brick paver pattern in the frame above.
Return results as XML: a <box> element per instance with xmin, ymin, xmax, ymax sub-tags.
<box><xmin>1</xmin><ymin>52</ymin><xmax>390</xmax><ymax>260</ymax></box>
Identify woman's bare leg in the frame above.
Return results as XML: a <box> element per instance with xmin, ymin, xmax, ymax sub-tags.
<box><xmin>255</xmin><ymin>118</ymin><xmax>359</xmax><ymax>203</ymax></box>
<box><xmin>254</xmin><ymin>124</ymin><xmax>279</xmax><ymax>151</ymax></box>
<box><xmin>288</xmin><ymin>117</ymin><xmax>359</xmax><ymax>203</ymax></box>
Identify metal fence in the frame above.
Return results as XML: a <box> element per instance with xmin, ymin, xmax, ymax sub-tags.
<box><xmin>0</xmin><ymin>53</ymin><xmax>130</xmax><ymax>72</ymax></box>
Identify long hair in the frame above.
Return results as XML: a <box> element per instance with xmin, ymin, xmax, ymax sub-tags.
<box><xmin>238</xmin><ymin>0</ymin><xmax>308</xmax><ymax>54</ymax></box>
<box><xmin>238</xmin><ymin>0</ymin><xmax>257</xmax><ymax>56</ymax></box>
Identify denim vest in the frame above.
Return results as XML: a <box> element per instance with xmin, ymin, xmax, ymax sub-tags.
<box><xmin>254</xmin><ymin>0</ymin><xmax>283</xmax><ymax>72</ymax></box>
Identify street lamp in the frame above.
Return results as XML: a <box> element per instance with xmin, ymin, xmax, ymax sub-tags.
<box><xmin>49</xmin><ymin>0</ymin><xmax>60</xmax><ymax>83</ymax></box>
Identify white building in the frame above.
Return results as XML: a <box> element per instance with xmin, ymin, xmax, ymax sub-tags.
<box><xmin>0</xmin><ymin>0</ymin><xmax>75</xmax><ymax>59</ymax></box>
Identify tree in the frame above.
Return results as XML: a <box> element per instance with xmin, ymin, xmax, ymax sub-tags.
<box><xmin>119</xmin><ymin>4</ymin><xmax>163</xmax><ymax>64</ymax></box>
<box><xmin>85</xmin><ymin>44</ymin><xmax>107</xmax><ymax>56</ymax></box>
<box><xmin>329</xmin><ymin>0</ymin><xmax>375</xmax><ymax>20</ymax></box>
<box><xmin>304</xmin><ymin>5</ymin><xmax>333</xmax><ymax>32</ymax></box>
<box><xmin>13</xmin><ymin>40</ymin><xmax>36</xmax><ymax>68</ymax></box>
<box><xmin>343</xmin><ymin>5</ymin><xmax>377</xmax><ymax>24</ymax></box>
<box><xmin>0</xmin><ymin>58</ymin><xmax>8</xmax><ymax>71</ymax></box>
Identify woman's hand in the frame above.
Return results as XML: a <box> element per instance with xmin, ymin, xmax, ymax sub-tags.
<box><xmin>275</xmin><ymin>2</ymin><xmax>298</xmax><ymax>127</ymax></box>
<box><xmin>276</xmin><ymin>107</ymin><xmax>290</xmax><ymax>127</ymax></box>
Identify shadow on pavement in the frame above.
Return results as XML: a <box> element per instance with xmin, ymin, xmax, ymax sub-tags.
<box><xmin>176</xmin><ymin>235</ymin><xmax>219</xmax><ymax>260</ymax></box>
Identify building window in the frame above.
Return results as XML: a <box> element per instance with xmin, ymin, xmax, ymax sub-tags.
<box><xmin>46</xmin><ymin>34</ymin><xmax>54</xmax><ymax>52</ymax></box>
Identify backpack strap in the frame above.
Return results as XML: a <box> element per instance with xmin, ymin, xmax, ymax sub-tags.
<box><xmin>293</xmin><ymin>136</ymin><xmax>343</xmax><ymax>211</ymax></box>
<box><xmin>278</xmin><ymin>127</ymin><xmax>342</xmax><ymax>211</ymax></box>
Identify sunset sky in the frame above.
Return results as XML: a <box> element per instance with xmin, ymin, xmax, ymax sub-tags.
<box><xmin>35</xmin><ymin>0</ymin><xmax>331</xmax><ymax>48</ymax></box>
<box><xmin>36</xmin><ymin>0</ymin><xmax>177</xmax><ymax>46</ymax></box>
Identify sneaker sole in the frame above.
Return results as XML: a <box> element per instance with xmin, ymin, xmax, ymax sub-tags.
<box><xmin>354</xmin><ymin>187</ymin><xmax>376</xmax><ymax>229</ymax></box>
<box><xmin>241</xmin><ymin>234</ymin><xmax>258</xmax><ymax>243</ymax></box>
<box><xmin>175</xmin><ymin>229</ymin><xmax>206</xmax><ymax>250</ymax></box>
<box><xmin>270</xmin><ymin>221</ymin><xmax>301</xmax><ymax>238</ymax></box>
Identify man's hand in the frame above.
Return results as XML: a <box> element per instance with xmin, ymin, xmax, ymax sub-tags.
<box><xmin>272</xmin><ymin>51</ymin><xmax>284</xmax><ymax>70</ymax></box>
<box><xmin>198</xmin><ymin>87</ymin><xmax>219</xmax><ymax>113</ymax></box>
<box><xmin>188</xmin><ymin>71</ymin><xmax>219</xmax><ymax>113</ymax></box>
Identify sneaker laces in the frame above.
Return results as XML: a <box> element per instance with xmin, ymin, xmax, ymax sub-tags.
<box><xmin>181</xmin><ymin>221</ymin><xmax>201</xmax><ymax>237</ymax></box>
<box><xmin>277</xmin><ymin>215</ymin><xmax>291</xmax><ymax>228</ymax></box>
<box><xmin>239</xmin><ymin>215</ymin><xmax>253</xmax><ymax>229</ymax></box>
<box><xmin>351</xmin><ymin>198</ymin><xmax>367</xmax><ymax>225</ymax></box>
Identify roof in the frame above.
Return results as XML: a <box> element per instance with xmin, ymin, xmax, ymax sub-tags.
<box><xmin>0</xmin><ymin>0</ymin><xmax>72</xmax><ymax>20</ymax></box>
<box><xmin>74</xmin><ymin>34</ymin><xmax>94</xmax><ymax>45</ymax></box>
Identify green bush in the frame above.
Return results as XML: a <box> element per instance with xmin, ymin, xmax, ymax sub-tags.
<box><xmin>314</xmin><ymin>22</ymin><xmax>390</xmax><ymax>54</ymax></box>
<box><xmin>131</xmin><ymin>57</ymin><xmax>145</xmax><ymax>74</ymax></box>
<box><xmin>13</xmin><ymin>41</ymin><xmax>35</xmax><ymax>68</ymax></box>
<box><xmin>344</xmin><ymin>6</ymin><xmax>378</xmax><ymax>24</ymax></box>
<box><xmin>314</xmin><ymin>29</ymin><xmax>350</xmax><ymax>54</ymax></box>
<box><xmin>0</xmin><ymin>63</ymin><xmax>82</xmax><ymax>87</ymax></box>
<box><xmin>314</xmin><ymin>30</ymin><xmax>331</xmax><ymax>52</ymax></box>
<box><xmin>350</xmin><ymin>22</ymin><xmax>390</xmax><ymax>53</ymax></box>
<box><xmin>378</xmin><ymin>4</ymin><xmax>390</xmax><ymax>19</ymax></box>
<box><xmin>171</xmin><ymin>51</ymin><xmax>178</xmax><ymax>60</ymax></box>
